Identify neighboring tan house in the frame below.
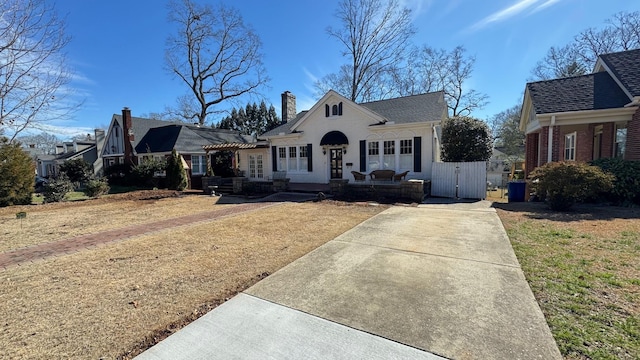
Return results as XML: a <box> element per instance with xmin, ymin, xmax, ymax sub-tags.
<box><xmin>237</xmin><ymin>90</ymin><xmax>447</xmax><ymax>184</ymax></box>
<box><xmin>101</xmin><ymin>108</ymin><xmax>251</xmax><ymax>189</ymax></box>
<box><xmin>520</xmin><ymin>48</ymin><xmax>640</xmax><ymax>176</ymax></box>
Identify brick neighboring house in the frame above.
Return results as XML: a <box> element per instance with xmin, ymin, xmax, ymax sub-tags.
<box><xmin>101</xmin><ymin>108</ymin><xmax>252</xmax><ymax>189</ymax></box>
<box><xmin>520</xmin><ymin>48</ymin><xmax>640</xmax><ymax>176</ymax></box>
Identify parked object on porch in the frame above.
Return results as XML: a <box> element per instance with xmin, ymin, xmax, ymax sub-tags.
<box><xmin>369</xmin><ymin>170</ymin><xmax>395</xmax><ymax>181</ymax></box>
<box><xmin>272</xmin><ymin>171</ymin><xmax>287</xmax><ymax>180</ymax></box>
<box><xmin>351</xmin><ymin>171</ymin><xmax>367</xmax><ymax>181</ymax></box>
<box><xmin>394</xmin><ymin>171</ymin><xmax>409</xmax><ymax>181</ymax></box>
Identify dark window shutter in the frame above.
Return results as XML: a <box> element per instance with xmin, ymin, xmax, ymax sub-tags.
<box><xmin>338</xmin><ymin>102</ymin><xmax>343</xmax><ymax>115</ymax></box>
<box><xmin>325</xmin><ymin>104</ymin><xmax>329</xmax><ymax>117</ymax></box>
<box><xmin>359</xmin><ymin>140</ymin><xmax>366</xmax><ymax>172</ymax></box>
<box><xmin>413</xmin><ymin>137</ymin><xmax>422</xmax><ymax>172</ymax></box>
<box><xmin>307</xmin><ymin>144</ymin><xmax>313</xmax><ymax>172</ymax></box>
<box><xmin>271</xmin><ymin>146</ymin><xmax>277</xmax><ymax>171</ymax></box>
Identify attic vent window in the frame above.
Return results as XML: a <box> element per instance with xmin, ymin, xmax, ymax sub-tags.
<box><xmin>325</xmin><ymin>102</ymin><xmax>343</xmax><ymax>117</ymax></box>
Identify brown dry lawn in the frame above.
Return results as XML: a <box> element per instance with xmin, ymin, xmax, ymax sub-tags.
<box><xmin>0</xmin><ymin>192</ymin><xmax>385</xmax><ymax>359</ymax></box>
<box><xmin>495</xmin><ymin>202</ymin><xmax>640</xmax><ymax>360</ymax></box>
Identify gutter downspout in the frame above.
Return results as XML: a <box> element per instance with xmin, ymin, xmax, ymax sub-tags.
<box><xmin>547</xmin><ymin>115</ymin><xmax>555</xmax><ymax>163</ymax></box>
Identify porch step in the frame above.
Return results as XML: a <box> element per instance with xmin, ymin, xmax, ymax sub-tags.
<box><xmin>216</xmin><ymin>184</ymin><xmax>234</xmax><ymax>194</ymax></box>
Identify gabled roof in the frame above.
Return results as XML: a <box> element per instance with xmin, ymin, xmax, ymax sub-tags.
<box><xmin>599</xmin><ymin>48</ymin><xmax>640</xmax><ymax>97</ymax></box>
<box><xmin>526</xmin><ymin>71</ymin><xmax>630</xmax><ymax>114</ymax></box>
<box><xmin>261</xmin><ymin>91</ymin><xmax>446</xmax><ymax>137</ymax></box>
<box><xmin>55</xmin><ymin>144</ymin><xmax>96</xmax><ymax>161</ymax></box>
<box><xmin>360</xmin><ymin>91</ymin><xmax>446</xmax><ymax>124</ymax></box>
<box><xmin>134</xmin><ymin>124</ymin><xmax>251</xmax><ymax>154</ymax></box>
<box><xmin>112</xmin><ymin>115</ymin><xmax>176</xmax><ymax>150</ymax></box>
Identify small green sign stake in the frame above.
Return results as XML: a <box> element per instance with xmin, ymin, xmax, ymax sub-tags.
<box><xmin>16</xmin><ymin>211</ymin><xmax>26</xmax><ymax>228</ymax></box>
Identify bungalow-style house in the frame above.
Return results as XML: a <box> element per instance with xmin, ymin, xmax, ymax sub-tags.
<box><xmin>102</xmin><ymin>108</ymin><xmax>252</xmax><ymax>189</ymax></box>
<box><xmin>520</xmin><ymin>48</ymin><xmax>640</xmax><ymax>176</ymax></box>
<box><xmin>237</xmin><ymin>90</ymin><xmax>447</xmax><ymax>184</ymax></box>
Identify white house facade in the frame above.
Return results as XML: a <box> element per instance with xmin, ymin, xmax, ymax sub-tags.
<box><xmin>238</xmin><ymin>90</ymin><xmax>447</xmax><ymax>184</ymax></box>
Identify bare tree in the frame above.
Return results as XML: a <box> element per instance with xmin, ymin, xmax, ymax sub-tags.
<box><xmin>391</xmin><ymin>45</ymin><xmax>487</xmax><ymax>117</ymax></box>
<box><xmin>165</xmin><ymin>0</ymin><xmax>269</xmax><ymax>126</ymax></box>
<box><xmin>531</xmin><ymin>11</ymin><xmax>640</xmax><ymax>81</ymax></box>
<box><xmin>317</xmin><ymin>0</ymin><xmax>415</xmax><ymax>102</ymax></box>
<box><xmin>491</xmin><ymin>104</ymin><xmax>525</xmax><ymax>164</ymax></box>
<box><xmin>15</xmin><ymin>131</ymin><xmax>59</xmax><ymax>154</ymax></box>
<box><xmin>0</xmin><ymin>0</ymin><xmax>77</xmax><ymax>140</ymax></box>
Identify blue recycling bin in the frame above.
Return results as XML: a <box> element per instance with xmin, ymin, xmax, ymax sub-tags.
<box><xmin>508</xmin><ymin>181</ymin><xmax>526</xmax><ymax>202</ymax></box>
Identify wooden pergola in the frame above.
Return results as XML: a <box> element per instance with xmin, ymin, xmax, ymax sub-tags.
<box><xmin>202</xmin><ymin>142</ymin><xmax>269</xmax><ymax>175</ymax></box>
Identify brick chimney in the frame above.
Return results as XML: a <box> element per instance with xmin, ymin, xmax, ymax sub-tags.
<box><xmin>281</xmin><ymin>91</ymin><xmax>296</xmax><ymax>123</ymax></box>
<box><xmin>122</xmin><ymin>107</ymin><xmax>135</xmax><ymax>166</ymax></box>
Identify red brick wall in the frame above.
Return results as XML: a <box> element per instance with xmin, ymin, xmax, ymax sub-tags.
<box><xmin>539</xmin><ymin>126</ymin><xmax>549</xmax><ymax>165</ymax></box>
<box><xmin>626</xmin><ymin>108</ymin><xmax>640</xmax><ymax>160</ymax></box>
<box><xmin>525</xmin><ymin>132</ymin><xmax>539</xmax><ymax>177</ymax></box>
<box><xmin>576</xmin><ymin>127</ymin><xmax>592</xmax><ymax>162</ymax></box>
<box><xmin>601</xmin><ymin>123</ymin><xmax>614</xmax><ymax>158</ymax></box>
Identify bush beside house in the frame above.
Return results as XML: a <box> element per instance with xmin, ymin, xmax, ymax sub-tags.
<box><xmin>590</xmin><ymin>158</ymin><xmax>640</xmax><ymax>206</ymax></box>
<box><xmin>528</xmin><ymin>162</ymin><xmax>614</xmax><ymax>211</ymax></box>
<box><xmin>441</xmin><ymin>116</ymin><xmax>492</xmax><ymax>162</ymax></box>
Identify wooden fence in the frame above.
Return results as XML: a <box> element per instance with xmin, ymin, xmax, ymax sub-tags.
<box><xmin>431</xmin><ymin>161</ymin><xmax>487</xmax><ymax>199</ymax></box>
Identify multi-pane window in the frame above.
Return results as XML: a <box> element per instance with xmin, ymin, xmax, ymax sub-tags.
<box><xmin>399</xmin><ymin>139</ymin><xmax>412</xmax><ymax>170</ymax></box>
<box><xmin>383</xmin><ymin>140</ymin><xmax>395</xmax><ymax>169</ymax></box>
<box><xmin>368</xmin><ymin>142</ymin><xmax>380</xmax><ymax>170</ymax></box>
<box><xmin>564</xmin><ymin>132</ymin><xmax>576</xmax><ymax>161</ymax></box>
<box><xmin>615</xmin><ymin>124</ymin><xmax>627</xmax><ymax>158</ymax></box>
<box><xmin>289</xmin><ymin>146</ymin><xmax>297</xmax><ymax>170</ymax></box>
<box><xmin>277</xmin><ymin>146</ymin><xmax>308</xmax><ymax>172</ymax></box>
<box><xmin>278</xmin><ymin>147</ymin><xmax>287</xmax><ymax>171</ymax></box>
<box><xmin>191</xmin><ymin>155</ymin><xmax>207</xmax><ymax>174</ymax></box>
<box><xmin>249</xmin><ymin>154</ymin><xmax>264</xmax><ymax>179</ymax></box>
<box><xmin>299</xmin><ymin>146</ymin><xmax>308</xmax><ymax>171</ymax></box>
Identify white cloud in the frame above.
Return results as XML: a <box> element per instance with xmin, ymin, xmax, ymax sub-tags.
<box><xmin>529</xmin><ymin>0</ymin><xmax>562</xmax><ymax>15</ymax></box>
<box><xmin>468</xmin><ymin>0</ymin><xmax>539</xmax><ymax>32</ymax></box>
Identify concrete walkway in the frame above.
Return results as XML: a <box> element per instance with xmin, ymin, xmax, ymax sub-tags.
<box><xmin>136</xmin><ymin>201</ymin><xmax>562</xmax><ymax>360</ymax></box>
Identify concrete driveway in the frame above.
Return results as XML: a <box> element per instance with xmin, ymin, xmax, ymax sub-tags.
<box><xmin>136</xmin><ymin>200</ymin><xmax>561</xmax><ymax>360</ymax></box>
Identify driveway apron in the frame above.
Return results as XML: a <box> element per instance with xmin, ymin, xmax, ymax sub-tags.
<box><xmin>137</xmin><ymin>201</ymin><xmax>561</xmax><ymax>360</ymax></box>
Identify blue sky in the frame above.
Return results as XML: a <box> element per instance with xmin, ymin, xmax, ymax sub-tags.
<box><xmin>43</xmin><ymin>0</ymin><xmax>638</xmax><ymax>138</ymax></box>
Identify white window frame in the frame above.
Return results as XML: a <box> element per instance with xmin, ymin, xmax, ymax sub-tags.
<box><xmin>249</xmin><ymin>154</ymin><xmax>264</xmax><ymax>179</ymax></box>
<box><xmin>399</xmin><ymin>139</ymin><xmax>413</xmax><ymax>170</ymax></box>
<box><xmin>191</xmin><ymin>155</ymin><xmax>207</xmax><ymax>175</ymax></box>
<box><xmin>564</xmin><ymin>132</ymin><xmax>576</xmax><ymax>161</ymax></box>
<box><xmin>615</xmin><ymin>123</ymin><xmax>627</xmax><ymax>158</ymax></box>
<box><xmin>368</xmin><ymin>141</ymin><xmax>380</xmax><ymax>171</ymax></box>
<box><xmin>383</xmin><ymin>140</ymin><xmax>395</xmax><ymax>170</ymax></box>
<box><xmin>277</xmin><ymin>146</ymin><xmax>309</xmax><ymax>172</ymax></box>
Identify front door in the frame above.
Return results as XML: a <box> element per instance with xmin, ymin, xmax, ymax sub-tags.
<box><xmin>330</xmin><ymin>148</ymin><xmax>343</xmax><ymax>179</ymax></box>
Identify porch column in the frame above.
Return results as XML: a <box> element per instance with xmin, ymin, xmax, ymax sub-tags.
<box><xmin>547</xmin><ymin>115</ymin><xmax>555</xmax><ymax>163</ymax></box>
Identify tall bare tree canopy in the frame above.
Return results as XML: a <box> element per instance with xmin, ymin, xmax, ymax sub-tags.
<box><xmin>394</xmin><ymin>46</ymin><xmax>487</xmax><ymax>117</ymax></box>
<box><xmin>491</xmin><ymin>104</ymin><xmax>525</xmax><ymax>164</ymax></box>
<box><xmin>319</xmin><ymin>0</ymin><xmax>415</xmax><ymax>103</ymax></box>
<box><xmin>0</xmin><ymin>0</ymin><xmax>75</xmax><ymax>140</ymax></box>
<box><xmin>165</xmin><ymin>0</ymin><xmax>269</xmax><ymax>126</ymax></box>
<box><xmin>317</xmin><ymin>0</ymin><xmax>487</xmax><ymax>116</ymax></box>
<box><xmin>531</xmin><ymin>11</ymin><xmax>640</xmax><ymax>80</ymax></box>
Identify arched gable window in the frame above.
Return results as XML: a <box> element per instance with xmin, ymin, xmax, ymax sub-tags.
<box><xmin>327</xmin><ymin>102</ymin><xmax>343</xmax><ymax>117</ymax></box>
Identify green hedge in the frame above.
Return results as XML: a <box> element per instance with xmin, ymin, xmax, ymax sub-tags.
<box><xmin>591</xmin><ymin>158</ymin><xmax>640</xmax><ymax>206</ymax></box>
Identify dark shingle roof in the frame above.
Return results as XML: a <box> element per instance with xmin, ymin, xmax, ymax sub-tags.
<box><xmin>360</xmin><ymin>91</ymin><xmax>446</xmax><ymax>124</ymax></box>
<box><xmin>599</xmin><ymin>48</ymin><xmax>640</xmax><ymax>97</ymax></box>
<box><xmin>113</xmin><ymin>115</ymin><xmax>176</xmax><ymax>150</ymax></box>
<box><xmin>134</xmin><ymin>125</ymin><xmax>251</xmax><ymax>154</ymax></box>
<box><xmin>261</xmin><ymin>111</ymin><xmax>308</xmax><ymax>137</ymax></box>
<box><xmin>261</xmin><ymin>91</ymin><xmax>445</xmax><ymax>137</ymax></box>
<box><xmin>527</xmin><ymin>72</ymin><xmax>630</xmax><ymax>114</ymax></box>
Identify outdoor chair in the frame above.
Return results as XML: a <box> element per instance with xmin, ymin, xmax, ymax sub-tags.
<box><xmin>351</xmin><ymin>170</ymin><xmax>367</xmax><ymax>181</ymax></box>
<box><xmin>393</xmin><ymin>171</ymin><xmax>409</xmax><ymax>181</ymax></box>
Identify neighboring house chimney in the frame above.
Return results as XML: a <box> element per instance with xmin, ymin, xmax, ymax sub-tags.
<box><xmin>281</xmin><ymin>91</ymin><xmax>296</xmax><ymax>123</ymax></box>
<box><xmin>122</xmin><ymin>107</ymin><xmax>135</xmax><ymax>166</ymax></box>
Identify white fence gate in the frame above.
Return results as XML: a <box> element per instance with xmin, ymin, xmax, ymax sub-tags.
<box><xmin>431</xmin><ymin>161</ymin><xmax>487</xmax><ymax>199</ymax></box>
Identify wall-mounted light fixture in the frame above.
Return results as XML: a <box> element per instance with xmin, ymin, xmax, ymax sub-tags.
<box><xmin>342</xmin><ymin>146</ymin><xmax>347</xmax><ymax>154</ymax></box>
<box><xmin>322</xmin><ymin>146</ymin><xmax>327</xmax><ymax>155</ymax></box>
